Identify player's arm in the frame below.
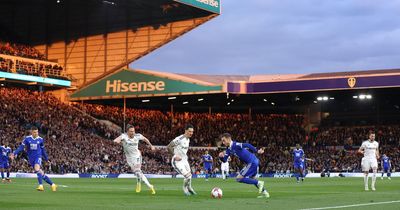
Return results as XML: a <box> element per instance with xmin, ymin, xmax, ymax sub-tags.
<box><xmin>40</xmin><ymin>140</ymin><xmax>49</xmax><ymax>161</ymax></box>
<box><xmin>167</xmin><ymin>141</ymin><xmax>175</xmax><ymax>155</ymax></box>
<box><xmin>113</xmin><ymin>135</ymin><xmax>123</xmax><ymax>144</ymax></box>
<box><xmin>375</xmin><ymin>144</ymin><xmax>379</xmax><ymax>159</ymax></box>
<box><xmin>219</xmin><ymin>149</ymin><xmax>231</xmax><ymax>162</ymax></box>
<box><xmin>242</xmin><ymin>143</ymin><xmax>257</xmax><ymax>153</ymax></box>
<box><xmin>141</xmin><ymin>136</ymin><xmax>155</xmax><ymax>151</ymax></box>
<box><xmin>12</xmin><ymin>139</ymin><xmax>27</xmax><ymax>159</ymax></box>
<box><xmin>357</xmin><ymin>143</ymin><xmax>365</xmax><ymax>154</ymax></box>
<box><xmin>167</xmin><ymin>139</ymin><xmax>180</xmax><ymax>160</ymax></box>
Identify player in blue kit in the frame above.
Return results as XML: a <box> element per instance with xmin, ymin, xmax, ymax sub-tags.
<box><xmin>0</xmin><ymin>143</ymin><xmax>12</xmax><ymax>183</ymax></box>
<box><xmin>219</xmin><ymin>133</ymin><xmax>269</xmax><ymax>198</ymax></box>
<box><xmin>11</xmin><ymin>127</ymin><xmax>57</xmax><ymax>191</ymax></box>
<box><xmin>293</xmin><ymin>144</ymin><xmax>305</xmax><ymax>183</ymax></box>
<box><xmin>381</xmin><ymin>154</ymin><xmax>391</xmax><ymax>180</ymax></box>
<box><xmin>202</xmin><ymin>150</ymin><xmax>213</xmax><ymax>181</ymax></box>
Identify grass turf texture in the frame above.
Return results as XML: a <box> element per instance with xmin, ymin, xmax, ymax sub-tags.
<box><xmin>0</xmin><ymin>178</ymin><xmax>399</xmax><ymax>210</ymax></box>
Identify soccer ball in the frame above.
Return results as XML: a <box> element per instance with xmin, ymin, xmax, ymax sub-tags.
<box><xmin>211</xmin><ymin>187</ymin><xmax>223</xmax><ymax>198</ymax></box>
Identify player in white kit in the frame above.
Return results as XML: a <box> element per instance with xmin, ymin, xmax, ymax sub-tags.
<box><xmin>113</xmin><ymin>126</ymin><xmax>156</xmax><ymax>194</ymax></box>
<box><xmin>220</xmin><ymin>156</ymin><xmax>231</xmax><ymax>179</ymax></box>
<box><xmin>167</xmin><ymin>124</ymin><xmax>196</xmax><ymax>196</ymax></box>
<box><xmin>358</xmin><ymin>131</ymin><xmax>379</xmax><ymax>191</ymax></box>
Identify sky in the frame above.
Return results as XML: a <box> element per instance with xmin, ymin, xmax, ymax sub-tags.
<box><xmin>131</xmin><ymin>0</ymin><xmax>400</xmax><ymax>75</ymax></box>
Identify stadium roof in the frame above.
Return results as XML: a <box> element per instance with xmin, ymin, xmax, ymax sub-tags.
<box><xmin>0</xmin><ymin>0</ymin><xmax>220</xmax><ymax>88</ymax></box>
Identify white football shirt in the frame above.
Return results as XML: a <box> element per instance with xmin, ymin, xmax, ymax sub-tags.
<box><xmin>171</xmin><ymin>134</ymin><xmax>190</xmax><ymax>160</ymax></box>
<box><xmin>120</xmin><ymin>133</ymin><xmax>144</xmax><ymax>157</ymax></box>
<box><xmin>360</xmin><ymin>140</ymin><xmax>379</xmax><ymax>159</ymax></box>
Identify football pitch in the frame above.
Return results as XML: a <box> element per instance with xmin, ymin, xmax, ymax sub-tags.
<box><xmin>0</xmin><ymin>178</ymin><xmax>399</xmax><ymax>210</ymax></box>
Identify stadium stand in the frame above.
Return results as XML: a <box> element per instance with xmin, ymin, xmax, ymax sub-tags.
<box><xmin>0</xmin><ymin>41</ymin><xmax>68</xmax><ymax>80</ymax></box>
<box><xmin>1</xmin><ymin>87</ymin><xmax>399</xmax><ymax>174</ymax></box>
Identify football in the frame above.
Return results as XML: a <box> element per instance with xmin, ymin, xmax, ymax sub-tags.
<box><xmin>211</xmin><ymin>187</ymin><xmax>223</xmax><ymax>198</ymax></box>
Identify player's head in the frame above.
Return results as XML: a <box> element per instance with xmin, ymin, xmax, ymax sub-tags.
<box><xmin>184</xmin><ymin>124</ymin><xmax>194</xmax><ymax>138</ymax></box>
<box><xmin>126</xmin><ymin>126</ymin><xmax>135</xmax><ymax>137</ymax></box>
<box><xmin>205</xmin><ymin>150</ymin><xmax>209</xmax><ymax>155</ymax></box>
<box><xmin>31</xmin><ymin>126</ymin><xmax>39</xmax><ymax>138</ymax></box>
<box><xmin>368</xmin><ymin>131</ymin><xmax>375</xmax><ymax>141</ymax></box>
<box><xmin>220</xmin><ymin>133</ymin><xmax>232</xmax><ymax>146</ymax></box>
<box><xmin>382</xmin><ymin>154</ymin><xmax>386</xmax><ymax>157</ymax></box>
<box><xmin>296</xmin><ymin>144</ymin><xmax>301</xmax><ymax>149</ymax></box>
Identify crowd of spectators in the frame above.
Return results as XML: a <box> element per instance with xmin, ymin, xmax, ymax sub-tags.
<box><xmin>0</xmin><ymin>41</ymin><xmax>67</xmax><ymax>80</ymax></box>
<box><xmin>0</xmin><ymin>42</ymin><xmax>46</xmax><ymax>60</ymax></box>
<box><xmin>1</xmin><ymin>87</ymin><xmax>399</xmax><ymax>175</ymax></box>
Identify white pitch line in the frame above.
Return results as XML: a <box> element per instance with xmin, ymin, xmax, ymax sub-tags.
<box><xmin>299</xmin><ymin>200</ymin><xmax>400</xmax><ymax>210</ymax></box>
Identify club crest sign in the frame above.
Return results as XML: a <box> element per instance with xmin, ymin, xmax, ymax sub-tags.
<box><xmin>347</xmin><ymin>77</ymin><xmax>356</xmax><ymax>88</ymax></box>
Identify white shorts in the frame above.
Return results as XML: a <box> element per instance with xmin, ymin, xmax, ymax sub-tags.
<box><xmin>361</xmin><ymin>158</ymin><xmax>378</xmax><ymax>172</ymax></box>
<box><xmin>127</xmin><ymin>155</ymin><xmax>142</xmax><ymax>168</ymax></box>
<box><xmin>172</xmin><ymin>156</ymin><xmax>191</xmax><ymax>176</ymax></box>
<box><xmin>221</xmin><ymin>163</ymin><xmax>229</xmax><ymax>172</ymax></box>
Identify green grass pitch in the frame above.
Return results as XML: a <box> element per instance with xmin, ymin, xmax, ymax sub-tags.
<box><xmin>0</xmin><ymin>178</ymin><xmax>399</xmax><ymax>210</ymax></box>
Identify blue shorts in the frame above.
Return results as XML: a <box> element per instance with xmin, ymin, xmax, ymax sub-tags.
<box><xmin>240</xmin><ymin>159</ymin><xmax>259</xmax><ymax>178</ymax></box>
<box><xmin>0</xmin><ymin>162</ymin><xmax>9</xmax><ymax>169</ymax></box>
<box><xmin>294</xmin><ymin>162</ymin><xmax>304</xmax><ymax>170</ymax></box>
<box><xmin>204</xmin><ymin>166</ymin><xmax>212</xmax><ymax>172</ymax></box>
<box><xmin>383</xmin><ymin>167</ymin><xmax>390</xmax><ymax>173</ymax></box>
<box><xmin>29</xmin><ymin>157</ymin><xmax>42</xmax><ymax>167</ymax></box>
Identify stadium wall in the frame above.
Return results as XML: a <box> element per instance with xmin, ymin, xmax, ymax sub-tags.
<box><xmin>9</xmin><ymin>172</ymin><xmax>400</xmax><ymax>179</ymax></box>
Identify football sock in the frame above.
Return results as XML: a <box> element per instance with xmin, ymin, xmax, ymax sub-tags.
<box><xmin>140</xmin><ymin>173</ymin><xmax>152</xmax><ymax>188</ymax></box>
<box><xmin>43</xmin><ymin>174</ymin><xmax>54</xmax><ymax>185</ymax></box>
<box><xmin>364</xmin><ymin>174</ymin><xmax>369</xmax><ymax>188</ymax></box>
<box><xmin>36</xmin><ymin>171</ymin><xmax>43</xmax><ymax>185</ymax></box>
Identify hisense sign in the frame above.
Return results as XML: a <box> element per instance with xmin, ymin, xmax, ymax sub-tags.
<box><xmin>174</xmin><ymin>0</ymin><xmax>220</xmax><ymax>14</ymax></box>
<box><xmin>106</xmin><ymin>80</ymin><xmax>165</xmax><ymax>93</ymax></box>
<box><xmin>70</xmin><ymin>69</ymin><xmax>223</xmax><ymax>99</ymax></box>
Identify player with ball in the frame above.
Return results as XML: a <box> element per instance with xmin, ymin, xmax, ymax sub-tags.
<box><xmin>219</xmin><ymin>133</ymin><xmax>270</xmax><ymax>198</ymax></box>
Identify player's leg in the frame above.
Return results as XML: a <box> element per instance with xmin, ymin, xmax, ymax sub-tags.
<box><xmin>33</xmin><ymin>163</ymin><xmax>44</xmax><ymax>191</ymax></box>
<box><xmin>387</xmin><ymin>168</ymin><xmax>391</xmax><ymax>180</ymax></box>
<box><xmin>221</xmin><ymin>166</ymin><xmax>225</xmax><ymax>179</ymax></box>
<box><xmin>236</xmin><ymin>164</ymin><xmax>259</xmax><ymax>186</ymax></box>
<box><xmin>184</xmin><ymin>161</ymin><xmax>196</xmax><ymax>195</ymax></box>
<box><xmin>0</xmin><ymin>166</ymin><xmax>5</xmax><ymax>182</ymax></box>
<box><xmin>299</xmin><ymin>167</ymin><xmax>305</xmax><ymax>182</ymax></box>
<box><xmin>132</xmin><ymin>158</ymin><xmax>155</xmax><ymax>194</ymax></box>
<box><xmin>204</xmin><ymin>167</ymin><xmax>209</xmax><ymax>181</ymax></box>
<box><xmin>293</xmin><ymin>162</ymin><xmax>301</xmax><ymax>182</ymax></box>
<box><xmin>294</xmin><ymin>167</ymin><xmax>300</xmax><ymax>182</ymax></box>
<box><xmin>371</xmin><ymin>159</ymin><xmax>378</xmax><ymax>191</ymax></box>
<box><xmin>34</xmin><ymin>159</ymin><xmax>56</xmax><ymax>191</ymax></box>
<box><xmin>361</xmin><ymin>158</ymin><xmax>369</xmax><ymax>191</ymax></box>
<box><xmin>172</xmin><ymin>157</ymin><xmax>191</xmax><ymax>196</ymax></box>
<box><xmin>5</xmin><ymin>163</ymin><xmax>11</xmax><ymax>182</ymax></box>
<box><xmin>128</xmin><ymin>157</ymin><xmax>142</xmax><ymax>192</ymax></box>
<box><xmin>381</xmin><ymin>168</ymin><xmax>384</xmax><ymax>179</ymax></box>
<box><xmin>206</xmin><ymin>167</ymin><xmax>212</xmax><ymax>180</ymax></box>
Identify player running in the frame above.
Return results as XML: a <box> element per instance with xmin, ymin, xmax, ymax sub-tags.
<box><xmin>11</xmin><ymin>127</ymin><xmax>57</xmax><ymax>191</ymax></box>
<box><xmin>113</xmin><ymin>126</ymin><xmax>156</xmax><ymax>194</ymax></box>
<box><xmin>381</xmin><ymin>154</ymin><xmax>391</xmax><ymax>180</ymax></box>
<box><xmin>0</xmin><ymin>143</ymin><xmax>12</xmax><ymax>183</ymax></box>
<box><xmin>167</xmin><ymin>124</ymin><xmax>197</xmax><ymax>196</ymax></box>
<box><xmin>293</xmin><ymin>144</ymin><xmax>305</xmax><ymax>183</ymax></box>
<box><xmin>358</xmin><ymin>131</ymin><xmax>379</xmax><ymax>191</ymax></box>
<box><xmin>201</xmin><ymin>150</ymin><xmax>213</xmax><ymax>181</ymax></box>
<box><xmin>219</xmin><ymin>133</ymin><xmax>269</xmax><ymax>198</ymax></box>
